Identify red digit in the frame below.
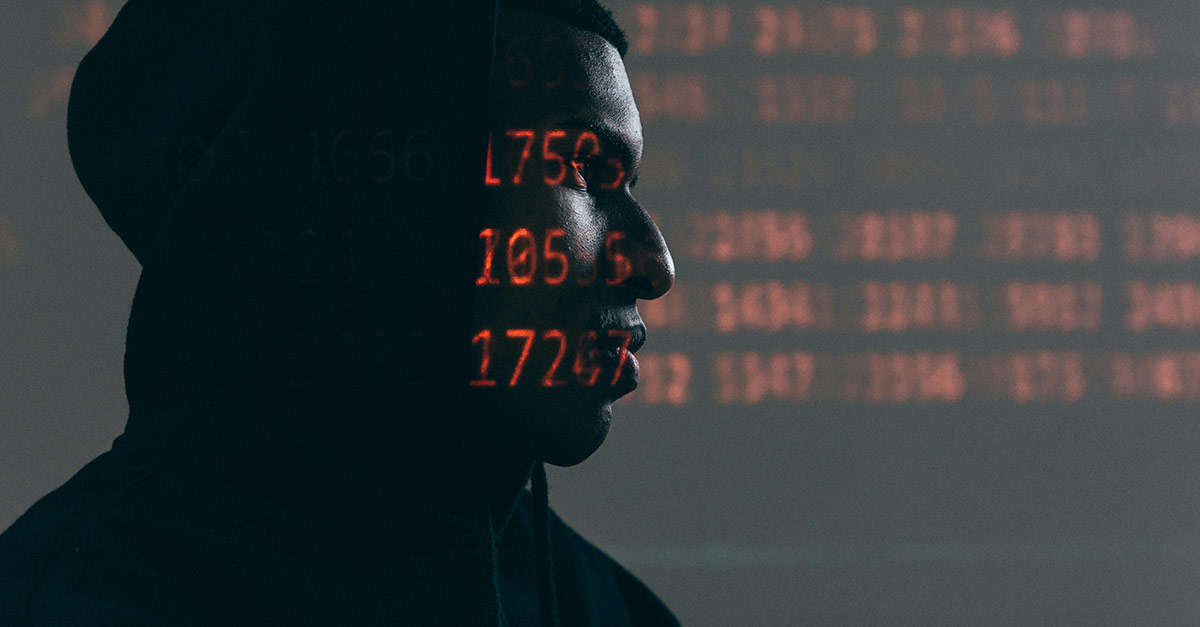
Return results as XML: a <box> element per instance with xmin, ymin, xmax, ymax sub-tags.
<box><xmin>601</xmin><ymin>157</ymin><xmax>626</xmax><ymax>190</ymax></box>
<box><xmin>605</xmin><ymin>232</ymin><xmax>632</xmax><ymax>286</ymax></box>
<box><xmin>506</xmin><ymin>329</ymin><xmax>536</xmax><ymax>386</ymax></box>
<box><xmin>507</xmin><ymin>228</ymin><xmax>537</xmax><ymax>285</ymax></box>
<box><xmin>543</xmin><ymin>228</ymin><xmax>569</xmax><ymax>285</ymax></box>
<box><xmin>476</xmin><ymin>228</ymin><xmax>500</xmax><ymax>286</ymax></box>
<box><xmin>542</xmin><ymin>130</ymin><xmax>568</xmax><ymax>185</ymax></box>
<box><xmin>507</xmin><ymin>129</ymin><xmax>536</xmax><ymax>185</ymax></box>
<box><xmin>541</xmin><ymin>330</ymin><xmax>568</xmax><ymax>387</ymax></box>
<box><xmin>573</xmin><ymin>330</ymin><xmax>601</xmax><ymax>386</ymax></box>
<box><xmin>505</xmin><ymin>35</ymin><xmax>534</xmax><ymax>88</ymax></box>
<box><xmin>470</xmin><ymin>330</ymin><xmax>497</xmax><ymax>387</ymax></box>
<box><xmin>484</xmin><ymin>132</ymin><xmax>501</xmax><ymax>187</ymax></box>
<box><xmin>607</xmin><ymin>329</ymin><xmax>633</xmax><ymax>386</ymax></box>
<box><xmin>573</xmin><ymin>131</ymin><xmax>600</xmax><ymax>162</ymax></box>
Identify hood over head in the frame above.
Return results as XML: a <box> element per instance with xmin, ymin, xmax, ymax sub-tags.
<box><xmin>68</xmin><ymin>1</ymin><xmax>567</xmax><ymax>624</ymax></box>
<box><xmin>70</xmin><ymin>0</ymin><xmax>506</xmax><ymax>504</ymax></box>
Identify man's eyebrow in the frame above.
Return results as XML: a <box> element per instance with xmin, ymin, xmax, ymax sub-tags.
<box><xmin>558</xmin><ymin>118</ymin><xmax>640</xmax><ymax>173</ymax></box>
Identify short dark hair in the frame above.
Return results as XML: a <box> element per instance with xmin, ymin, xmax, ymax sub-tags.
<box><xmin>502</xmin><ymin>0</ymin><xmax>629</xmax><ymax>57</ymax></box>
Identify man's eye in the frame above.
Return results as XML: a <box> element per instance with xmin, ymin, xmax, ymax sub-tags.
<box><xmin>568</xmin><ymin>159</ymin><xmax>595</xmax><ymax>188</ymax></box>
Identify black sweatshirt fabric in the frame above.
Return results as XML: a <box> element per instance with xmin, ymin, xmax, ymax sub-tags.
<box><xmin>0</xmin><ymin>1</ymin><xmax>680</xmax><ymax>625</ymax></box>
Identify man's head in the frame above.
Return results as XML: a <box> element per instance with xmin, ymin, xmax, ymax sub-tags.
<box><xmin>501</xmin><ymin>0</ymin><xmax>630</xmax><ymax>57</ymax></box>
<box><xmin>467</xmin><ymin>1</ymin><xmax>674</xmax><ymax>467</ymax></box>
<box><xmin>68</xmin><ymin>0</ymin><xmax>667</xmax><ymax>475</ymax></box>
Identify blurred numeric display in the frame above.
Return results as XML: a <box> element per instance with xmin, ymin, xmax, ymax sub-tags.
<box><xmin>612</xmin><ymin>2</ymin><xmax>1200</xmax><ymax>407</ymax></box>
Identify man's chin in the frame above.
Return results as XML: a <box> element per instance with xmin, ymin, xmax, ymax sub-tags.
<box><xmin>538</xmin><ymin>400</ymin><xmax>611</xmax><ymax>467</ymax></box>
<box><xmin>472</xmin><ymin>391</ymin><xmax>613</xmax><ymax>467</ymax></box>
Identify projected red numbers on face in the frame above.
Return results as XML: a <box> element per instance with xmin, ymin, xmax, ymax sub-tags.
<box><xmin>572</xmin><ymin>330</ymin><xmax>602</xmax><ymax>387</ymax></box>
<box><xmin>506</xmin><ymin>329</ymin><xmax>537</xmax><ymax>386</ymax></box>
<box><xmin>475</xmin><ymin>229</ymin><xmax>628</xmax><ymax>287</ymax></box>
<box><xmin>507</xmin><ymin>130</ymin><xmax>536</xmax><ymax>185</ymax></box>
<box><xmin>503</xmin><ymin>34</ymin><xmax>584</xmax><ymax>90</ymax></box>
<box><xmin>470</xmin><ymin>329</ymin><xmax>633</xmax><ymax>388</ymax></box>
<box><xmin>542</xmin><ymin>130</ymin><xmax>569</xmax><ymax>185</ymax></box>
<box><xmin>469</xmin><ymin>329</ymin><xmax>498</xmax><ymax>387</ymax></box>
<box><xmin>506</xmin><ymin>229</ymin><xmax>537</xmax><ymax>285</ymax></box>
<box><xmin>541</xmin><ymin>330</ymin><xmax>569</xmax><ymax>387</ymax></box>
<box><xmin>484</xmin><ymin>129</ymin><xmax>626</xmax><ymax>190</ymax></box>
<box><xmin>606</xmin><ymin>329</ymin><xmax>632</xmax><ymax>386</ymax></box>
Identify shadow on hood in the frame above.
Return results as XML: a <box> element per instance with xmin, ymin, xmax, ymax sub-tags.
<box><xmin>67</xmin><ymin>0</ymin><xmax>511</xmax><ymax>498</ymax></box>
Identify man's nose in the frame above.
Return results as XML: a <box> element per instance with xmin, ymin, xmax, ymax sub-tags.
<box><xmin>610</xmin><ymin>208</ymin><xmax>675</xmax><ymax>300</ymax></box>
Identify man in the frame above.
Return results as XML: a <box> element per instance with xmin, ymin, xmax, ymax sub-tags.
<box><xmin>0</xmin><ymin>0</ymin><xmax>678</xmax><ymax>624</ymax></box>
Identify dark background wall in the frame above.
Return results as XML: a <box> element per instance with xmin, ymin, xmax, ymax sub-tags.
<box><xmin>5</xmin><ymin>2</ymin><xmax>1200</xmax><ymax>624</ymax></box>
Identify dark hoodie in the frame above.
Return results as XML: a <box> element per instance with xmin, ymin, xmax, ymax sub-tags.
<box><xmin>0</xmin><ymin>1</ymin><xmax>680</xmax><ymax>625</ymax></box>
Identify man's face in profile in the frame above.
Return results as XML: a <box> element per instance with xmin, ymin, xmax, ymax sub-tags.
<box><xmin>469</xmin><ymin>10</ymin><xmax>674</xmax><ymax>466</ymax></box>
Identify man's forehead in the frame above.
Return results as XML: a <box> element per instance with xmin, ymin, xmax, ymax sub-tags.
<box><xmin>495</xmin><ymin>6</ymin><xmax>613</xmax><ymax>52</ymax></box>
<box><xmin>490</xmin><ymin>9</ymin><xmax>641</xmax><ymax>153</ymax></box>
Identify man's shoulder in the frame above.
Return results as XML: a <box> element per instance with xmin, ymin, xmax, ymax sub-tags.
<box><xmin>0</xmin><ymin>449</ymin><xmax>140</xmax><ymax>582</ymax></box>
<box><xmin>0</xmin><ymin>450</ymin><xmax>194</xmax><ymax>626</ymax></box>
<box><xmin>542</xmin><ymin>502</ymin><xmax>682</xmax><ymax>627</ymax></box>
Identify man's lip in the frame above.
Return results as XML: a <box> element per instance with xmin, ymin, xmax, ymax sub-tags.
<box><xmin>597</xmin><ymin>345</ymin><xmax>639</xmax><ymax>394</ymax></box>
<box><xmin>596</xmin><ymin>324</ymin><xmax>647</xmax><ymax>353</ymax></box>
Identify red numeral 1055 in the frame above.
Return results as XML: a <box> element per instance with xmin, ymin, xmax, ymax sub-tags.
<box><xmin>476</xmin><ymin>228</ymin><xmax>632</xmax><ymax>286</ymax></box>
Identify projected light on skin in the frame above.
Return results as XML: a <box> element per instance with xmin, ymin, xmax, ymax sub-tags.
<box><xmin>469</xmin><ymin>9</ymin><xmax>675</xmax><ymax>467</ymax></box>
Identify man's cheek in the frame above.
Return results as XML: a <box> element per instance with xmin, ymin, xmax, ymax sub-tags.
<box><xmin>466</xmin><ymin>327</ymin><xmax>627</xmax><ymax>393</ymax></box>
<box><xmin>558</xmin><ymin>218</ymin><xmax>606</xmax><ymax>284</ymax></box>
<box><xmin>472</xmin><ymin>230</ymin><xmax>599</xmax><ymax>302</ymax></box>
